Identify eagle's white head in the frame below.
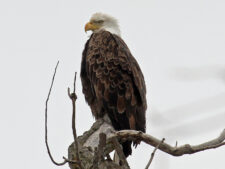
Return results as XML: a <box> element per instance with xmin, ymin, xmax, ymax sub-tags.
<box><xmin>85</xmin><ymin>12</ymin><xmax>121</xmax><ymax>36</ymax></box>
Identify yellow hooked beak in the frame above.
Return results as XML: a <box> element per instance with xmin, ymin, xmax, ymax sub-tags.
<box><xmin>85</xmin><ymin>22</ymin><xmax>100</xmax><ymax>32</ymax></box>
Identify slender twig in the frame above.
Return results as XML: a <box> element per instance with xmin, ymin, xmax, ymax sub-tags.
<box><xmin>68</xmin><ymin>72</ymin><xmax>83</xmax><ymax>169</ymax></box>
<box><xmin>145</xmin><ymin>138</ymin><xmax>165</xmax><ymax>169</ymax></box>
<box><xmin>73</xmin><ymin>71</ymin><xmax>77</xmax><ymax>93</ymax></box>
<box><xmin>45</xmin><ymin>61</ymin><xmax>68</xmax><ymax>166</ymax></box>
<box><xmin>112</xmin><ymin>138</ymin><xmax>130</xmax><ymax>169</ymax></box>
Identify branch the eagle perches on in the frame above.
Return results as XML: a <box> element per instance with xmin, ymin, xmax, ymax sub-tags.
<box><xmin>45</xmin><ymin>62</ymin><xmax>225</xmax><ymax>169</ymax></box>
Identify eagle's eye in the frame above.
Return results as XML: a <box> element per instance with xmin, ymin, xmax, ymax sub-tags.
<box><xmin>94</xmin><ymin>20</ymin><xmax>104</xmax><ymax>24</ymax></box>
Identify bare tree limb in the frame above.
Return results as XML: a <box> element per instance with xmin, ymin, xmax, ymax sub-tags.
<box><xmin>68</xmin><ymin>72</ymin><xmax>84</xmax><ymax>169</ymax></box>
<box><xmin>108</xmin><ymin>129</ymin><xmax>225</xmax><ymax>156</ymax></box>
<box><xmin>145</xmin><ymin>138</ymin><xmax>165</xmax><ymax>169</ymax></box>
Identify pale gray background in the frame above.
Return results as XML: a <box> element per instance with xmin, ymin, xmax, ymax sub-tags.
<box><xmin>0</xmin><ymin>0</ymin><xmax>224</xmax><ymax>169</ymax></box>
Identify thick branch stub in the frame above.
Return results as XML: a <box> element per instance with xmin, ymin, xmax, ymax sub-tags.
<box><xmin>98</xmin><ymin>133</ymin><xmax>107</xmax><ymax>162</ymax></box>
<box><xmin>91</xmin><ymin>133</ymin><xmax>107</xmax><ymax>169</ymax></box>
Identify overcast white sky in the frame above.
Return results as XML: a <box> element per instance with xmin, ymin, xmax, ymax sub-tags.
<box><xmin>0</xmin><ymin>0</ymin><xmax>225</xmax><ymax>169</ymax></box>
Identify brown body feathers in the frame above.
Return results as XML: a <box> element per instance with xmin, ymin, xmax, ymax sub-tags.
<box><xmin>81</xmin><ymin>30</ymin><xmax>147</xmax><ymax>157</ymax></box>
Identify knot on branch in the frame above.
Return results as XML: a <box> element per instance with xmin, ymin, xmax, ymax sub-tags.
<box><xmin>68</xmin><ymin>88</ymin><xmax>77</xmax><ymax>100</ymax></box>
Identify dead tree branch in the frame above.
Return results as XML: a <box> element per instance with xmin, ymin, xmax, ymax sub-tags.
<box><xmin>44</xmin><ymin>61</ymin><xmax>67</xmax><ymax>166</ymax></box>
<box><xmin>108</xmin><ymin>129</ymin><xmax>225</xmax><ymax>156</ymax></box>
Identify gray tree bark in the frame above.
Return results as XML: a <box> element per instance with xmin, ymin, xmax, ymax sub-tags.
<box><xmin>67</xmin><ymin>119</ymin><xmax>130</xmax><ymax>169</ymax></box>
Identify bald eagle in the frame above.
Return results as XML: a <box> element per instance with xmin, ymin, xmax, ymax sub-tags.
<box><xmin>81</xmin><ymin>13</ymin><xmax>147</xmax><ymax>157</ymax></box>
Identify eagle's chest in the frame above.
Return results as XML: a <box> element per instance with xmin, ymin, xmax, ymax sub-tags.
<box><xmin>86</xmin><ymin>35</ymin><xmax>117</xmax><ymax>61</ymax></box>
